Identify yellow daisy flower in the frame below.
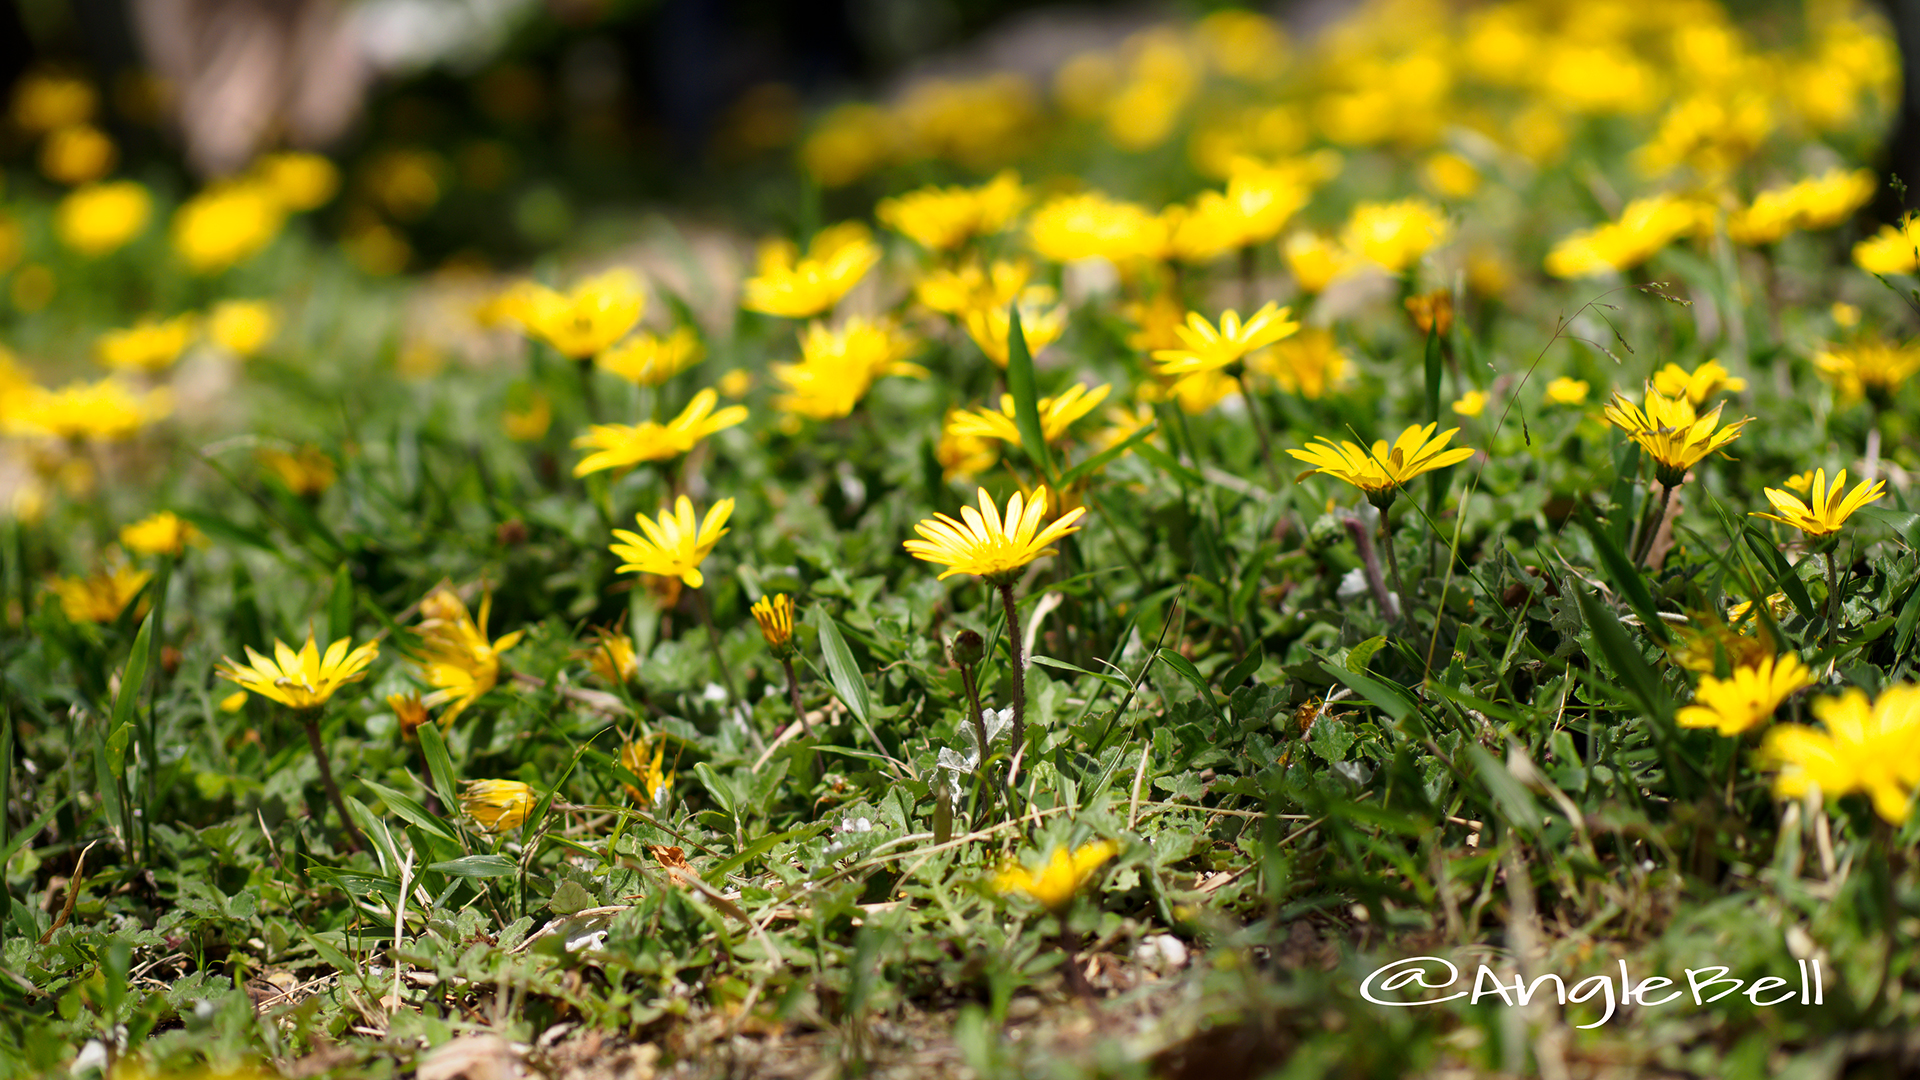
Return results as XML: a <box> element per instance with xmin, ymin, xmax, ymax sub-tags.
<box><xmin>119</xmin><ymin>511</ymin><xmax>202</xmax><ymax>557</ymax></box>
<box><xmin>1544</xmin><ymin>377</ymin><xmax>1590</xmax><ymax>406</ymax></box>
<box><xmin>460</xmin><ymin>779</ymin><xmax>536</xmax><ymax>833</ymax></box>
<box><xmin>1650</xmin><ymin>359</ymin><xmax>1745</xmax><ymax>406</ymax></box>
<box><xmin>96</xmin><ymin>313</ymin><xmax>198</xmax><ymax>372</ymax></box>
<box><xmin>596</xmin><ymin>326</ymin><xmax>703</xmax><ymax>387</ymax></box>
<box><xmin>1602</xmin><ymin>385</ymin><xmax>1751</xmax><ymax>487</ymax></box>
<box><xmin>1676</xmin><ymin>653</ymin><xmax>1814</xmax><ymax>736</ymax></box>
<box><xmin>610</xmin><ymin>496</ymin><xmax>734</xmax><ymax>588</ymax></box>
<box><xmin>1750</xmin><ymin>468</ymin><xmax>1885</xmax><ymax>539</ymax></box>
<box><xmin>1286</xmin><ymin>423</ymin><xmax>1475</xmax><ymax>510</ymax></box>
<box><xmin>751</xmin><ymin>593</ymin><xmax>795</xmax><ymax>652</ymax></box>
<box><xmin>1763</xmin><ymin>685</ymin><xmax>1920</xmax><ymax>824</ymax></box>
<box><xmin>903</xmin><ymin>486</ymin><xmax>1086</xmax><ymax>582</ymax></box>
<box><xmin>414</xmin><ymin>588</ymin><xmax>526</xmax><ymax>723</ymax></box>
<box><xmin>1151</xmin><ymin>302</ymin><xmax>1299</xmax><ymax>378</ymax></box>
<box><xmin>508</xmin><ymin>268</ymin><xmax>646</xmax><ymax>358</ymax></box>
<box><xmin>621</xmin><ymin>737</ymin><xmax>675</xmax><ymax>806</ymax></box>
<box><xmin>945</xmin><ymin>383</ymin><xmax>1111</xmax><ymax>446</ymax></box>
<box><xmin>742</xmin><ymin>222</ymin><xmax>880</xmax><ymax>318</ymax></box>
<box><xmin>991</xmin><ymin>839</ymin><xmax>1119</xmax><ymax>912</ymax></box>
<box><xmin>571</xmin><ymin>388</ymin><xmax>748</xmax><ymax>477</ymax></box>
<box><xmin>215</xmin><ymin>630</ymin><xmax>380</xmax><ymax>711</ymax></box>
<box><xmin>49</xmin><ymin>563</ymin><xmax>152</xmax><ymax>624</ymax></box>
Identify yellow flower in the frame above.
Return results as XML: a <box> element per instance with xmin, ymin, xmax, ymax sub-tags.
<box><xmin>751</xmin><ymin>594</ymin><xmax>795</xmax><ymax>652</ymax></box>
<box><xmin>1813</xmin><ymin>339</ymin><xmax>1920</xmax><ymax>407</ymax></box>
<box><xmin>8</xmin><ymin>378</ymin><xmax>171</xmax><ymax>440</ymax></box>
<box><xmin>96</xmin><ymin>314</ymin><xmax>198</xmax><ymax>373</ymax></box>
<box><xmin>1677</xmin><ymin>653</ymin><xmax>1814</xmax><ymax>736</ymax></box>
<box><xmin>219</xmin><ymin>691</ymin><xmax>249</xmax><ymax>713</ymax></box>
<box><xmin>1750</xmin><ymin>468</ymin><xmax>1885</xmax><ymax>539</ymax></box>
<box><xmin>914</xmin><ymin>259</ymin><xmax>1031</xmax><ymax>317</ymax></box>
<box><xmin>773</xmin><ymin>316</ymin><xmax>925</xmax><ymax>419</ymax></box>
<box><xmin>1026</xmin><ymin>191</ymin><xmax>1161</xmax><ymax>264</ymax></box>
<box><xmin>572</xmin><ymin>388</ymin><xmax>747</xmax><ymax>477</ymax></box>
<box><xmin>1281</xmin><ymin>231</ymin><xmax>1351</xmax><ymax>294</ymax></box>
<box><xmin>508</xmin><ymin>268</ymin><xmax>647</xmax><ymax>358</ymax></box>
<box><xmin>621</xmin><ymin>737</ymin><xmax>674</xmax><ymax>806</ymax></box>
<box><xmin>903</xmin><ymin>486</ymin><xmax>1086</xmax><ymax>582</ymax></box>
<box><xmin>1545</xmin><ymin>377</ymin><xmax>1590</xmax><ymax>406</ymax></box>
<box><xmin>742</xmin><ymin>222</ymin><xmax>881</xmax><ymax>318</ymax></box>
<box><xmin>252</xmin><ymin>151</ymin><xmax>340</xmax><ymax>212</ymax></box>
<box><xmin>258</xmin><ymin>445</ymin><xmax>337</xmax><ymax>497</ymax></box>
<box><xmin>1151</xmin><ymin>303</ymin><xmax>1298</xmax><ymax>378</ymax></box>
<box><xmin>40</xmin><ymin>124</ymin><xmax>115</xmax><ymax>184</ymax></box>
<box><xmin>54</xmin><ymin>181</ymin><xmax>152</xmax><ymax>257</ymax></box>
<box><xmin>596</xmin><ymin>326</ymin><xmax>703</xmax><ymax>387</ymax></box>
<box><xmin>1287</xmin><ymin>423</ymin><xmax>1475</xmax><ymax>510</ymax></box>
<box><xmin>1423</xmin><ymin>151</ymin><xmax>1481</xmax><ymax>199</ymax></box>
<box><xmin>1247</xmin><ymin>328</ymin><xmax>1352</xmax><ymax>400</ymax></box>
<box><xmin>610</xmin><ymin>496</ymin><xmax>734</xmax><ymax>588</ymax></box>
<box><xmin>120</xmin><ymin>511</ymin><xmax>202</xmax><ymax>557</ymax></box>
<box><xmin>1602</xmin><ymin>385</ymin><xmax>1751</xmax><ymax>487</ymax></box>
<box><xmin>50</xmin><ymin>564</ymin><xmax>152</xmax><ymax>624</ymax></box>
<box><xmin>172</xmin><ymin>181</ymin><xmax>286</xmax><ymax>274</ymax></box>
<box><xmin>946</xmin><ymin>383</ymin><xmax>1111</xmax><ymax>447</ymax></box>
<box><xmin>1405</xmin><ymin>290</ymin><xmax>1453</xmax><ymax>337</ymax></box>
<box><xmin>1545</xmin><ymin>194</ymin><xmax>1715</xmax><ymax>279</ymax></box>
<box><xmin>459</xmin><ymin>779</ymin><xmax>536</xmax><ymax>833</ymax></box>
<box><xmin>414</xmin><ymin>588</ymin><xmax>526</xmax><ymax>723</ymax></box>
<box><xmin>1341</xmin><ymin>199</ymin><xmax>1450</xmax><ymax>274</ymax></box>
<box><xmin>390</xmin><ymin>691</ymin><xmax>432</xmax><ymax>741</ymax></box>
<box><xmin>207</xmin><ymin>300</ymin><xmax>278</xmax><ymax>357</ymax></box>
<box><xmin>1832</xmin><ymin>302</ymin><xmax>1861</xmax><ymax>329</ymax></box>
<box><xmin>503</xmin><ymin>390</ymin><xmax>552</xmax><ymax>442</ymax></box>
<box><xmin>1729</xmin><ymin>168</ymin><xmax>1876</xmax><ymax>246</ymax></box>
<box><xmin>876</xmin><ymin>170</ymin><xmax>1027</xmax><ymax>251</ymax></box>
<box><xmin>1452</xmin><ymin>390</ymin><xmax>1488</xmax><ymax>417</ymax></box>
<box><xmin>1853</xmin><ymin>216</ymin><xmax>1920</xmax><ymax>276</ymax></box>
<box><xmin>579</xmin><ymin>627</ymin><xmax>639</xmax><ymax>687</ymax></box>
<box><xmin>991</xmin><ymin>839</ymin><xmax>1118</xmax><ymax>912</ymax></box>
<box><xmin>1650</xmin><ymin>359</ymin><xmax>1745</xmax><ymax>406</ymax></box>
<box><xmin>215</xmin><ymin>630</ymin><xmax>380</xmax><ymax>711</ymax></box>
<box><xmin>1668</xmin><ymin>611</ymin><xmax>1777</xmax><ymax>674</ymax></box>
<box><xmin>937</xmin><ymin>414</ymin><xmax>1000</xmax><ymax>481</ymax></box>
<box><xmin>1763</xmin><ymin>686</ymin><xmax>1920</xmax><ymax>824</ymax></box>
<box><xmin>10</xmin><ymin>73</ymin><xmax>96</xmax><ymax>132</ymax></box>
<box><xmin>961</xmin><ymin>290</ymin><xmax>1068</xmax><ymax>367</ymax></box>
<box><xmin>719</xmin><ymin>368</ymin><xmax>752</xmax><ymax>398</ymax></box>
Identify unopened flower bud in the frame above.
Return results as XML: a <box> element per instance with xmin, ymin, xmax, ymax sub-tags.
<box><xmin>950</xmin><ymin>629</ymin><xmax>985</xmax><ymax>667</ymax></box>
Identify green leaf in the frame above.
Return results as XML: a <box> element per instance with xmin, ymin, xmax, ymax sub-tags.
<box><xmin>808</xmin><ymin>606</ymin><xmax>871</xmax><ymax>725</ymax></box>
<box><xmin>1004</xmin><ymin>304</ymin><xmax>1056</xmax><ymax>483</ymax></box>
<box><xmin>1577</xmin><ymin>507</ymin><xmax>1669</xmax><ymax>645</ymax></box>
<box><xmin>111</xmin><ymin>611</ymin><xmax>154</xmax><ymax>733</ymax></box>
<box><xmin>1217</xmin><ymin>647</ymin><xmax>1265</xmax><ymax>693</ymax></box>
<box><xmin>1740</xmin><ymin>527</ymin><xmax>1817</xmax><ymax>623</ymax></box>
<box><xmin>1855</xmin><ymin>505</ymin><xmax>1920</xmax><ymax>547</ymax></box>
<box><xmin>1133</xmin><ymin>442</ymin><xmax>1204</xmax><ymax>488</ymax></box>
<box><xmin>1571</xmin><ymin>581</ymin><xmax>1671</xmax><ymax>722</ymax></box>
<box><xmin>105</xmin><ymin>721</ymin><xmax>133</xmax><ymax>781</ymax></box>
<box><xmin>425</xmin><ymin>854</ymin><xmax>518</xmax><ymax>878</ymax></box>
<box><xmin>548</xmin><ymin>880</ymin><xmax>597</xmax><ymax>916</ymax></box>
<box><xmin>1154</xmin><ymin>649</ymin><xmax>1222</xmax><ymax>721</ymax></box>
<box><xmin>328</xmin><ymin>563</ymin><xmax>355</xmax><ymax>645</ymax></box>
<box><xmin>1030</xmin><ymin>654</ymin><xmax>1132</xmax><ymax>693</ymax></box>
<box><xmin>1346</xmin><ymin>636</ymin><xmax>1387</xmax><ymax>675</ymax></box>
<box><xmin>1320</xmin><ymin>663</ymin><xmax>1416</xmax><ymax>723</ymax></box>
<box><xmin>360</xmin><ymin>779</ymin><xmax>458</xmax><ymax>843</ymax></box>
<box><xmin>1465</xmin><ymin>744</ymin><xmax>1542</xmax><ymax>834</ymax></box>
<box><xmin>175</xmin><ymin>509</ymin><xmax>279</xmax><ymax>555</ymax></box>
<box><xmin>416</xmin><ymin>724</ymin><xmax>462</xmax><ymax>822</ymax></box>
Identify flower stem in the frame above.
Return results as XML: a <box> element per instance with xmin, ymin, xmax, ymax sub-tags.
<box><xmin>1058</xmin><ymin>913</ymin><xmax>1096</xmax><ymax>1004</ymax></box>
<box><xmin>1379</xmin><ymin>516</ymin><xmax>1415</xmax><ymax>625</ymax></box>
<box><xmin>780</xmin><ymin>656</ymin><xmax>807</xmax><ymax>733</ymax></box>
<box><xmin>1343</xmin><ymin>516</ymin><xmax>1398</xmax><ymax>623</ymax></box>
<box><xmin>996</xmin><ymin>580</ymin><xmax>1029</xmax><ymax>790</ymax></box>
<box><xmin>1632</xmin><ymin>482</ymin><xmax>1676</xmax><ymax>567</ymax></box>
<box><xmin>1237</xmin><ymin>379</ymin><xmax>1281</xmax><ymax>490</ymax></box>
<box><xmin>1825</xmin><ymin>546</ymin><xmax>1843</xmax><ymax>655</ymax></box>
<box><xmin>304</xmin><ymin>714</ymin><xmax>364</xmax><ymax>854</ymax></box>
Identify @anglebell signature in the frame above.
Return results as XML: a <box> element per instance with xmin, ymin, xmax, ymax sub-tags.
<box><xmin>1359</xmin><ymin>954</ymin><xmax>1826</xmax><ymax>1028</ymax></box>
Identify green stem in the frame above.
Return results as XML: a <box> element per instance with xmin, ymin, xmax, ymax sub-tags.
<box><xmin>304</xmin><ymin>714</ymin><xmax>364</xmax><ymax>854</ymax></box>
<box><xmin>1237</xmin><ymin>378</ymin><xmax>1281</xmax><ymax>490</ymax></box>
<box><xmin>1825</xmin><ymin>546</ymin><xmax>1843</xmax><ymax>655</ymax></box>
<box><xmin>996</xmin><ymin>580</ymin><xmax>1028</xmax><ymax>791</ymax></box>
<box><xmin>1380</xmin><ymin>516</ymin><xmax>1415</xmax><ymax>625</ymax></box>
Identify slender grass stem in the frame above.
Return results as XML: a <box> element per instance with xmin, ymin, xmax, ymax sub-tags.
<box><xmin>304</xmin><ymin>713</ymin><xmax>364</xmax><ymax>854</ymax></box>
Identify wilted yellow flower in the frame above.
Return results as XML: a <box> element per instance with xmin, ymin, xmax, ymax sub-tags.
<box><xmin>1282</xmin><ymin>230</ymin><xmax>1351</xmax><ymax>295</ymax></box>
<box><xmin>1452</xmin><ymin>390</ymin><xmax>1488</xmax><ymax>417</ymax></box>
<box><xmin>611</xmin><ymin>496</ymin><xmax>734</xmax><ymax>588</ymax></box>
<box><xmin>120</xmin><ymin>511</ymin><xmax>202</xmax><ymax>557</ymax></box>
<box><xmin>1544</xmin><ymin>377</ymin><xmax>1590</xmax><ymax>406</ymax></box>
<box><xmin>54</xmin><ymin>181</ymin><xmax>152</xmax><ymax>257</ymax></box>
<box><xmin>962</xmin><ymin>290</ymin><xmax>1068</xmax><ymax>367</ymax></box>
<box><xmin>207</xmin><ymin>300</ymin><xmax>278</xmax><ymax>357</ymax></box>
<box><xmin>1650</xmin><ymin>359</ymin><xmax>1745</xmax><ymax>406</ymax></box>
<box><xmin>1405</xmin><ymin>290</ymin><xmax>1453</xmax><ymax>337</ymax></box>
<box><xmin>502</xmin><ymin>390</ymin><xmax>551</xmax><ymax>442</ymax></box>
<box><xmin>8</xmin><ymin>378</ymin><xmax>171</xmax><ymax>440</ymax></box>
<box><xmin>50</xmin><ymin>563</ymin><xmax>152</xmax><ymax>624</ymax></box>
<box><xmin>992</xmin><ymin>839</ymin><xmax>1118</xmax><ymax>912</ymax></box>
<box><xmin>10</xmin><ymin>72</ymin><xmax>96</xmax><ymax>132</ymax></box>
<box><xmin>742</xmin><ymin>222</ymin><xmax>880</xmax><ymax>318</ymax></box>
<box><xmin>751</xmin><ymin>593</ymin><xmax>795</xmax><ymax>652</ymax></box>
<box><xmin>580</xmin><ymin>627</ymin><xmax>639</xmax><ymax>687</ymax></box>
<box><xmin>1026</xmin><ymin>191</ymin><xmax>1161</xmax><ymax>264</ymax></box>
<box><xmin>508</xmin><ymin>268</ymin><xmax>646</xmax><ymax>358</ymax></box>
<box><xmin>1247</xmin><ymin>328</ymin><xmax>1352</xmax><ymax>400</ymax></box>
<box><xmin>1763</xmin><ymin>685</ymin><xmax>1920</xmax><ymax>824</ymax></box>
<box><xmin>216</xmin><ymin>630</ymin><xmax>380</xmax><ymax>711</ymax></box>
<box><xmin>1813</xmin><ymin>339</ymin><xmax>1920</xmax><ymax>407</ymax></box>
<box><xmin>572</xmin><ymin>388</ymin><xmax>747</xmax><ymax>476</ymax></box>
<box><xmin>253</xmin><ymin>151</ymin><xmax>340</xmax><ymax>211</ymax></box>
<box><xmin>415</xmin><ymin>588</ymin><xmax>526</xmax><ymax>722</ymax></box>
<box><xmin>96</xmin><ymin>314</ymin><xmax>198</xmax><ymax>373</ymax></box>
<box><xmin>390</xmin><ymin>691</ymin><xmax>432</xmax><ymax>740</ymax></box>
<box><xmin>596</xmin><ymin>326</ymin><xmax>703</xmax><ymax>387</ymax></box>
<box><xmin>1341</xmin><ymin>199</ymin><xmax>1450</xmax><ymax>274</ymax></box>
<box><xmin>1151</xmin><ymin>303</ymin><xmax>1298</xmax><ymax>378</ymax></box>
<box><xmin>1669</xmin><ymin>610</ymin><xmax>1778</xmax><ymax>674</ymax></box>
<box><xmin>1544</xmin><ymin>194</ymin><xmax>1714</xmax><ymax>279</ymax></box>
<box><xmin>258</xmin><ymin>445</ymin><xmax>337</xmax><ymax>497</ymax></box>
<box><xmin>1677</xmin><ymin>653</ymin><xmax>1814</xmax><ymax>736</ymax></box>
<box><xmin>459</xmin><ymin>779</ymin><xmax>536</xmax><ymax>833</ymax></box>
<box><xmin>1853</xmin><ymin>216</ymin><xmax>1920</xmax><ymax>276</ymax></box>
<box><xmin>1750</xmin><ymin>469</ymin><xmax>1885</xmax><ymax>539</ymax></box>
<box><xmin>947</xmin><ymin>383</ymin><xmax>1111</xmax><ymax>447</ymax></box>
<box><xmin>621</xmin><ymin>737</ymin><xmax>674</xmax><ymax>806</ymax></box>
<box><xmin>877</xmin><ymin>170</ymin><xmax>1027</xmax><ymax>252</ymax></box>
<box><xmin>173</xmin><ymin>181</ymin><xmax>286</xmax><ymax>274</ymax></box>
<box><xmin>904</xmin><ymin>486</ymin><xmax>1086</xmax><ymax>582</ymax></box>
<box><xmin>773</xmin><ymin>316</ymin><xmax>925</xmax><ymax>419</ymax></box>
<box><xmin>1288</xmin><ymin>423</ymin><xmax>1475</xmax><ymax>510</ymax></box>
<box><xmin>1602</xmin><ymin>385</ymin><xmax>1751</xmax><ymax>487</ymax></box>
<box><xmin>39</xmin><ymin>124</ymin><xmax>115</xmax><ymax>184</ymax></box>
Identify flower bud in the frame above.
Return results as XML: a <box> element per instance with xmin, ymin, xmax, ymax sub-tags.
<box><xmin>950</xmin><ymin>629</ymin><xmax>985</xmax><ymax>667</ymax></box>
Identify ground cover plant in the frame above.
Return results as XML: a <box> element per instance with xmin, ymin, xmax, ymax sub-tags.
<box><xmin>5</xmin><ymin>0</ymin><xmax>1920</xmax><ymax>1076</ymax></box>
